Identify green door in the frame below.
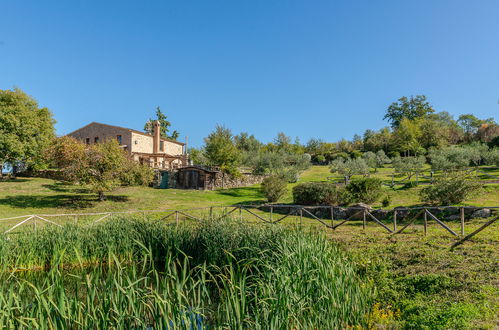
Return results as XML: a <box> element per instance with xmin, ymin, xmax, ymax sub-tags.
<box><xmin>159</xmin><ymin>172</ymin><xmax>169</xmax><ymax>189</ymax></box>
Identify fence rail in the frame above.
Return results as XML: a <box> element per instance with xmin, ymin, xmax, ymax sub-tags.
<box><xmin>1</xmin><ymin>205</ymin><xmax>497</xmax><ymax>248</ymax></box>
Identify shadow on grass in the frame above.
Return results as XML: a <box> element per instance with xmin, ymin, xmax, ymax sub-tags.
<box><xmin>215</xmin><ymin>186</ymin><xmax>264</xmax><ymax>198</ymax></box>
<box><xmin>42</xmin><ymin>183</ymin><xmax>90</xmax><ymax>194</ymax></box>
<box><xmin>0</xmin><ymin>194</ymin><xmax>129</xmax><ymax>210</ymax></box>
<box><xmin>0</xmin><ymin>178</ymin><xmax>30</xmax><ymax>183</ymax></box>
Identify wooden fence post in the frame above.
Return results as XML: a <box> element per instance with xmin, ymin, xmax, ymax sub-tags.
<box><xmin>270</xmin><ymin>206</ymin><xmax>273</xmax><ymax>222</ymax></box>
<box><xmin>239</xmin><ymin>206</ymin><xmax>242</xmax><ymax>221</ymax></box>
<box><xmin>362</xmin><ymin>210</ymin><xmax>366</xmax><ymax>230</ymax></box>
<box><xmin>330</xmin><ymin>206</ymin><xmax>334</xmax><ymax>229</ymax></box>
<box><xmin>460</xmin><ymin>207</ymin><xmax>465</xmax><ymax>236</ymax></box>
<box><xmin>300</xmin><ymin>208</ymin><xmax>303</xmax><ymax>226</ymax></box>
<box><xmin>393</xmin><ymin>210</ymin><xmax>397</xmax><ymax>232</ymax></box>
<box><xmin>175</xmin><ymin>211</ymin><xmax>179</xmax><ymax>226</ymax></box>
<box><xmin>210</xmin><ymin>207</ymin><xmax>213</xmax><ymax>219</ymax></box>
<box><xmin>423</xmin><ymin>209</ymin><xmax>427</xmax><ymax>236</ymax></box>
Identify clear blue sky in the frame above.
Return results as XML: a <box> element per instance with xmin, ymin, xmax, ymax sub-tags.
<box><xmin>1</xmin><ymin>0</ymin><xmax>498</xmax><ymax>147</ymax></box>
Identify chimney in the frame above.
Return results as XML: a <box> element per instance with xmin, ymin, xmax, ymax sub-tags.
<box><xmin>153</xmin><ymin>120</ymin><xmax>160</xmax><ymax>154</ymax></box>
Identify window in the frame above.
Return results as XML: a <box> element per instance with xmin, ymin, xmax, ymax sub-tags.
<box><xmin>160</xmin><ymin>141</ymin><xmax>164</xmax><ymax>152</ymax></box>
<box><xmin>117</xmin><ymin>135</ymin><xmax>122</xmax><ymax>145</ymax></box>
<box><xmin>94</xmin><ymin>137</ymin><xmax>99</xmax><ymax>143</ymax></box>
<box><xmin>85</xmin><ymin>138</ymin><xmax>90</xmax><ymax>145</ymax></box>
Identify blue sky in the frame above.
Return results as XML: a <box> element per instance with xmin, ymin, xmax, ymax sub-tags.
<box><xmin>1</xmin><ymin>0</ymin><xmax>498</xmax><ymax>147</ymax></box>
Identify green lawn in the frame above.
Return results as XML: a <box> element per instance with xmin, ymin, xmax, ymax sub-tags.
<box><xmin>0</xmin><ymin>165</ymin><xmax>498</xmax><ymax>218</ymax></box>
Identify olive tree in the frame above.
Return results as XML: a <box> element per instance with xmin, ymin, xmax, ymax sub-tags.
<box><xmin>392</xmin><ymin>156</ymin><xmax>426</xmax><ymax>183</ymax></box>
<box><xmin>330</xmin><ymin>158</ymin><xmax>369</xmax><ymax>184</ymax></box>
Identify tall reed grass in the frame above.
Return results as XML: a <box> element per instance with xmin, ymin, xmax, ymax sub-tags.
<box><xmin>0</xmin><ymin>217</ymin><xmax>373</xmax><ymax>328</ymax></box>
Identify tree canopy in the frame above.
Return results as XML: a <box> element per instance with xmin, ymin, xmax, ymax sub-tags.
<box><xmin>204</xmin><ymin>125</ymin><xmax>241</xmax><ymax>175</ymax></box>
<box><xmin>384</xmin><ymin>95</ymin><xmax>435</xmax><ymax>128</ymax></box>
<box><xmin>0</xmin><ymin>88</ymin><xmax>55</xmax><ymax>173</ymax></box>
<box><xmin>144</xmin><ymin>107</ymin><xmax>179</xmax><ymax>140</ymax></box>
<box><xmin>49</xmin><ymin>137</ymin><xmax>153</xmax><ymax>200</ymax></box>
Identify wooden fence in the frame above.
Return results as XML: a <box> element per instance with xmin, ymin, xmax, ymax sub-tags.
<box><xmin>0</xmin><ymin>205</ymin><xmax>497</xmax><ymax>249</ymax></box>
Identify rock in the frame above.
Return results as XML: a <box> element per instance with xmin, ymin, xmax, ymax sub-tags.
<box><xmin>393</xmin><ymin>207</ymin><xmax>410</xmax><ymax>220</ymax></box>
<box><xmin>372</xmin><ymin>209</ymin><xmax>390</xmax><ymax>220</ymax></box>
<box><xmin>470</xmin><ymin>208</ymin><xmax>491</xmax><ymax>219</ymax></box>
<box><xmin>333</xmin><ymin>207</ymin><xmax>347</xmax><ymax>219</ymax></box>
<box><xmin>346</xmin><ymin>203</ymin><xmax>372</xmax><ymax>219</ymax></box>
<box><xmin>446</xmin><ymin>214</ymin><xmax>461</xmax><ymax>221</ymax></box>
<box><xmin>444</xmin><ymin>207</ymin><xmax>460</xmax><ymax>215</ymax></box>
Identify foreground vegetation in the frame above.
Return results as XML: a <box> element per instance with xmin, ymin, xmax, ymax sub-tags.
<box><xmin>331</xmin><ymin>219</ymin><xmax>499</xmax><ymax>329</ymax></box>
<box><xmin>0</xmin><ymin>218</ymin><xmax>372</xmax><ymax>328</ymax></box>
<box><xmin>0</xmin><ymin>215</ymin><xmax>497</xmax><ymax>328</ymax></box>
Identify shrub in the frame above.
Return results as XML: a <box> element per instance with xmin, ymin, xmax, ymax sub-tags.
<box><xmin>351</xmin><ymin>150</ymin><xmax>363</xmax><ymax>159</ymax></box>
<box><xmin>315</xmin><ymin>154</ymin><xmax>326</xmax><ymax>164</ymax></box>
<box><xmin>345</xmin><ymin>178</ymin><xmax>383</xmax><ymax>204</ymax></box>
<box><xmin>121</xmin><ymin>160</ymin><xmax>154</xmax><ymax>186</ymax></box>
<box><xmin>292</xmin><ymin>182</ymin><xmax>341</xmax><ymax>205</ymax></box>
<box><xmin>381</xmin><ymin>195</ymin><xmax>391</xmax><ymax>208</ymax></box>
<box><xmin>261</xmin><ymin>175</ymin><xmax>288</xmax><ymax>203</ymax></box>
<box><xmin>419</xmin><ymin>172</ymin><xmax>482</xmax><ymax>205</ymax></box>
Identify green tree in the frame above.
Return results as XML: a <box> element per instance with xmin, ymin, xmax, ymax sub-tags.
<box><xmin>362</xmin><ymin>151</ymin><xmax>377</xmax><ymax>169</ymax></box>
<box><xmin>392</xmin><ymin>118</ymin><xmax>423</xmax><ymax>156</ymax></box>
<box><xmin>419</xmin><ymin>116</ymin><xmax>450</xmax><ymax>149</ymax></box>
<box><xmin>50</xmin><ymin>137</ymin><xmax>152</xmax><ymax>200</ymax></box>
<box><xmin>188</xmin><ymin>147</ymin><xmax>208</xmax><ymax>165</ymax></box>
<box><xmin>330</xmin><ymin>158</ymin><xmax>369</xmax><ymax>184</ymax></box>
<box><xmin>0</xmin><ymin>88</ymin><xmax>55</xmax><ymax>175</ymax></box>
<box><xmin>392</xmin><ymin>156</ymin><xmax>426</xmax><ymax>183</ymax></box>
<box><xmin>204</xmin><ymin>125</ymin><xmax>241</xmax><ymax>175</ymax></box>
<box><xmin>144</xmin><ymin>106</ymin><xmax>179</xmax><ymax>140</ymax></box>
<box><xmin>375</xmin><ymin>150</ymin><xmax>391</xmax><ymax>171</ymax></box>
<box><xmin>234</xmin><ymin>132</ymin><xmax>261</xmax><ymax>153</ymax></box>
<box><xmin>384</xmin><ymin>95</ymin><xmax>435</xmax><ymax>128</ymax></box>
<box><xmin>363</xmin><ymin>127</ymin><xmax>393</xmax><ymax>153</ymax></box>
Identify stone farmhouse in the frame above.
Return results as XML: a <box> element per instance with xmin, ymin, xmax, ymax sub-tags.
<box><xmin>67</xmin><ymin>122</ymin><xmax>187</xmax><ymax>170</ymax></box>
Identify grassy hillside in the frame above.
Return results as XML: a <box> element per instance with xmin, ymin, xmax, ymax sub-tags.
<box><xmin>1</xmin><ymin>165</ymin><xmax>498</xmax><ymax>218</ymax></box>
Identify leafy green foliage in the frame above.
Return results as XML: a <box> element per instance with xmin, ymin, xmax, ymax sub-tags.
<box><xmin>384</xmin><ymin>95</ymin><xmax>435</xmax><ymax>128</ymax></box>
<box><xmin>144</xmin><ymin>106</ymin><xmax>179</xmax><ymax>140</ymax></box>
<box><xmin>49</xmin><ymin>137</ymin><xmax>153</xmax><ymax>200</ymax></box>
<box><xmin>0</xmin><ymin>88</ymin><xmax>55</xmax><ymax>172</ymax></box>
<box><xmin>391</xmin><ymin>156</ymin><xmax>426</xmax><ymax>181</ymax></box>
<box><xmin>483</xmin><ymin>147</ymin><xmax>499</xmax><ymax>166</ymax></box>
<box><xmin>261</xmin><ymin>175</ymin><xmax>288</xmax><ymax>203</ymax></box>
<box><xmin>381</xmin><ymin>194</ymin><xmax>391</xmax><ymax>207</ymax></box>
<box><xmin>0</xmin><ymin>218</ymin><xmax>373</xmax><ymax>328</ymax></box>
<box><xmin>204</xmin><ymin>125</ymin><xmax>241</xmax><ymax>176</ymax></box>
<box><xmin>250</xmin><ymin>151</ymin><xmax>310</xmax><ymax>183</ymax></box>
<box><xmin>330</xmin><ymin>158</ymin><xmax>369</xmax><ymax>183</ymax></box>
<box><xmin>345</xmin><ymin>178</ymin><xmax>383</xmax><ymax>204</ymax></box>
<box><xmin>419</xmin><ymin>172</ymin><xmax>482</xmax><ymax>205</ymax></box>
<box><xmin>292</xmin><ymin>182</ymin><xmax>342</xmax><ymax>205</ymax></box>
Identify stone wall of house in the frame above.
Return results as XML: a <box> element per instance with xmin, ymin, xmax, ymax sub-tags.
<box><xmin>68</xmin><ymin>123</ymin><xmax>132</xmax><ymax>150</ymax></box>
<box><xmin>131</xmin><ymin>132</ymin><xmax>154</xmax><ymax>154</ymax></box>
<box><xmin>164</xmin><ymin>140</ymin><xmax>183</xmax><ymax>155</ymax></box>
<box><xmin>130</xmin><ymin>132</ymin><xmax>184</xmax><ymax>156</ymax></box>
